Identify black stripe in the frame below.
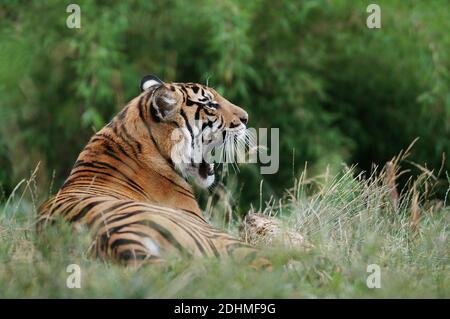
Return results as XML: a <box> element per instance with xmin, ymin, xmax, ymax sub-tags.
<box><xmin>195</xmin><ymin>106</ymin><xmax>202</xmax><ymax>121</ymax></box>
<box><xmin>118</xmin><ymin>124</ymin><xmax>142</xmax><ymax>156</ymax></box>
<box><xmin>74</xmin><ymin>161</ymin><xmax>147</xmax><ymax>197</ymax></box>
<box><xmin>150</xmin><ymin>100</ymin><xmax>161</xmax><ymax>122</ymax></box>
<box><xmin>118</xmin><ymin>250</ymin><xmax>153</xmax><ymax>261</ymax></box>
<box><xmin>104</xmin><ymin>148</ymin><xmax>139</xmax><ymax>170</ymax></box>
<box><xmin>202</xmin><ymin>120</ymin><xmax>214</xmax><ymax>131</ymax></box>
<box><xmin>68</xmin><ymin>169</ymin><xmax>147</xmax><ymax>198</ymax></box>
<box><xmin>191</xmin><ymin>85</ymin><xmax>199</xmax><ymax>94</ymax></box>
<box><xmin>117</xmin><ymin>106</ymin><xmax>128</xmax><ymax>120</ymax></box>
<box><xmin>87</xmin><ymin>201</ymin><xmax>134</xmax><ymax>226</ymax></box>
<box><xmin>69</xmin><ymin>200</ymin><xmax>105</xmax><ymax>222</ymax></box>
<box><xmin>91</xmin><ymin>160</ymin><xmax>147</xmax><ymax>194</ymax></box>
<box><xmin>102</xmin><ymin>139</ymin><xmax>142</xmax><ymax>171</ymax></box>
<box><xmin>105</xmin><ymin>209</ymin><xmax>147</xmax><ymax>225</ymax></box>
<box><xmin>97</xmin><ymin>232</ymin><xmax>109</xmax><ymax>257</ymax></box>
<box><xmin>89</xmin><ymin>134</ymin><xmax>141</xmax><ymax>171</ymax></box>
<box><xmin>174</xmin><ymin>189</ymin><xmax>196</xmax><ymax>200</ymax></box>
<box><xmin>159</xmin><ymin>215</ymin><xmax>207</xmax><ymax>257</ymax></box>
<box><xmin>110</xmin><ymin>238</ymin><xmax>144</xmax><ymax>251</ymax></box>
<box><xmin>186</xmin><ymin>99</ymin><xmax>196</xmax><ymax>107</ymax></box>
<box><xmin>180</xmin><ymin>208</ymin><xmax>206</xmax><ymax>221</ymax></box>
<box><xmin>145</xmin><ymin>220</ymin><xmax>190</xmax><ymax>256</ymax></box>
<box><xmin>180</xmin><ymin>109</ymin><xmax>195</xmax><ymax>148</ymax></box>
<box><xmin>179</xmin><ymin>87</ymin><xmax>187</xmax><ymax>104</ymax></box>
<box><xmin>207</xmin><ymin>239</ymin><xmax>221</xmax><ymax>258</ymax></box>
<box><xmin>95</xmin><ymin>133</ymin><xmax>134</xmax><ymax>162</ymax></box>
<box><xmin>62</xmin><ymin>178</ymin><xmax>129</xmax><ymax>199</ymax></box>
<box><xmin>218</xmin><ymin>115</ymin><xmax>225</xmax><ymax>130</ymax></box>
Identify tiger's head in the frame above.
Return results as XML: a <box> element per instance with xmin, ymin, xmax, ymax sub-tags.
<box><xmin>138</xmin><ymin>75</ymin><xmax>249</xmax><ymax>188</ymax></box>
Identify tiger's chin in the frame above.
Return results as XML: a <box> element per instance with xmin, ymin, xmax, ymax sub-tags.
<box><xmin>177</xmin><ymin>160</ymin><xmax>215</xmax><ymax>189</ymax></box>
<box><xmin>195</xmin><ymin>160</ymin><xmax>215</xmax><ymax>188</ymax></box>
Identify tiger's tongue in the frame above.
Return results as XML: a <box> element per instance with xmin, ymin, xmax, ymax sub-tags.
<box><xmin>199</xmin><ymin>160</ymin><xmax>214</xmax><ymax>179</ymax></box>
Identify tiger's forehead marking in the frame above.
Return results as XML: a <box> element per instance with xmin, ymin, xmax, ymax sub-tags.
<box><xmin>173</xmin><ymin>83</ymin><xmax>215</xmax><ymax>101</ymax></box>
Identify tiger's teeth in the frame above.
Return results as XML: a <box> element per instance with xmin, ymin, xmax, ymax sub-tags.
<box><xmin>207</xmin><ymin>163</ymin><xmax>214</xmax><ymax>175</ymax></box>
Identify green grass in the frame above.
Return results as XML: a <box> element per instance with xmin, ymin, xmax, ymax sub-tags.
<box><xmin>0</xmin><ymin>160</ymin><xmax>449</xmax><ymax>298</ymax></box>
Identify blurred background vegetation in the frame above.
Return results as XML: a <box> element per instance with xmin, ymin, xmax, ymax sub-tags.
<box><xmin>0</xmin><ymin>0</ymin><xmax>449</xmax><ymax>212</ymax></box>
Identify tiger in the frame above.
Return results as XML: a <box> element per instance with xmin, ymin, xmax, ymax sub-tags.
<box><xmin>37</xmin><ymin>75</ymin><xmax>270</xmax><ymax>268</ymax></box>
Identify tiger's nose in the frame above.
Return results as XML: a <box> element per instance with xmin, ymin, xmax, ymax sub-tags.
<box><xmin>230</xmin><ymin>114</ymin><xmax>248</xmax><ymax>128</ymax></box>
<box><xmin>240</xmin><ymin>113</ymin><xmax>248</xmax><ymax>125</ymax></box>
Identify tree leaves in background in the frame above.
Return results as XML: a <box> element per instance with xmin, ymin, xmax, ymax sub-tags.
<box><xmin>0</xmin><ymin>0</ymin><xmax>448</xmax><ymax>206</ymax></box>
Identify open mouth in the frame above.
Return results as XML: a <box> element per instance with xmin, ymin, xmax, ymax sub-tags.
<box><xmin>198</xmin><ymin>160</ymin><xmax>214</xmax><ymax>179</ymax></box>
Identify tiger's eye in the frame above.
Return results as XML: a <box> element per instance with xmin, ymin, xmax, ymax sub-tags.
<box><xmin>207</xmin><ymin>102</ymin><xmax>218</xmax><ymax>109</ymax></box>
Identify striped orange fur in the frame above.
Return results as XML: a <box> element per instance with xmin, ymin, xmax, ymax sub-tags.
<box><xmin>37</xmin><ymin>75</ymin><xmax>269</xmax><ymax>268</ymax></box>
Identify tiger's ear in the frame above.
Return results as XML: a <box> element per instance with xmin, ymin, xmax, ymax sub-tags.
<box><xmin>140</xmin><ymin>74</ymin><xmax>163</xmax><ymax>92</ymax></box>
<box><xmin>152</xmin><ymin>85</ymin><xmax>180</xmax><ymax>120</ymax></box>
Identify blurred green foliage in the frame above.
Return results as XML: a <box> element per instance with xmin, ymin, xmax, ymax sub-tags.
<box><xmin>0</xmin><ymin>0</ymin><xmax>449</xmax><ymax>208</ymax></box>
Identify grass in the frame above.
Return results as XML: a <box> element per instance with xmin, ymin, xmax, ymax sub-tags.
<box><xmin>0</xmin><ymin>153</ymin><xmax>449</xmax><ymax>298</ymax></box>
